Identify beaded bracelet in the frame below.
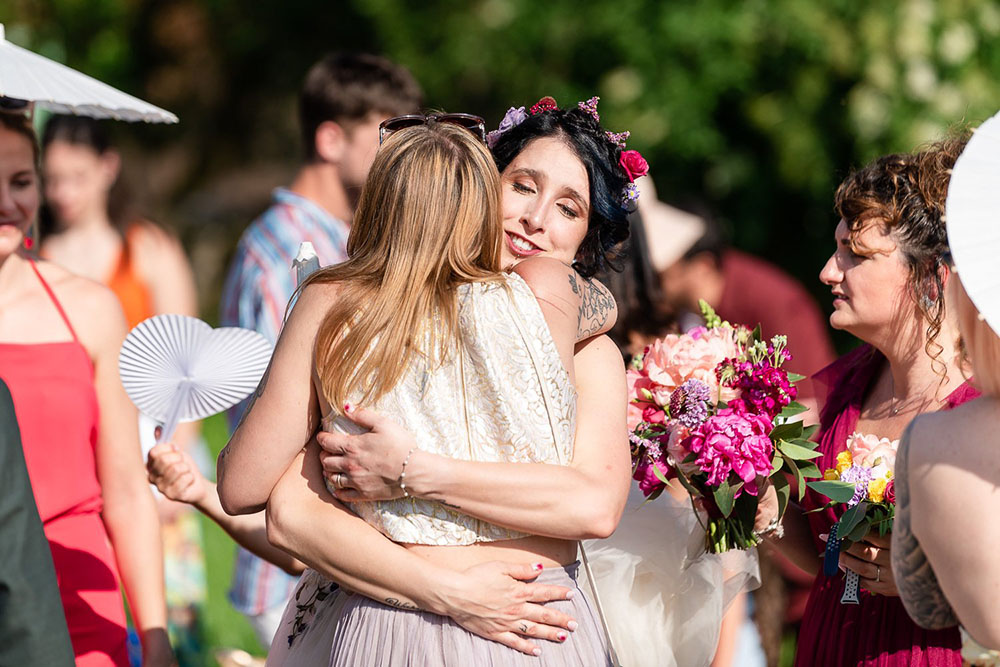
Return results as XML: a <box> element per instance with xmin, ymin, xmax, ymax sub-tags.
<box><xmin>398</xmin><ymin>446</ymin><xmax>418</xmax><ymax>498</ymax></box>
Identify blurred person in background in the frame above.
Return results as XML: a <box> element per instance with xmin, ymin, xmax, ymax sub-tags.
<box><xmin>39</xmin><ymin>113</ymin><xmax>206</xmax><ymax>662</ymax></box>
<box><xmin>216</xmin><ymin>52</ymin><xmax>423</xmax><ymax>647</ymax></box>
<box><xmin>761</xmin><ymin>136</ymin><xmax>975</xmax><ymax>667</ymax></box>
<box><xmin>0</xmin><ymin>110</ymin><xmax>173</xmax><ymax>665</ymax></box>
<box><xmin>891</xmin><ymin>249</ymin><xmax>1000</xmax><ymax>649</ymax></box>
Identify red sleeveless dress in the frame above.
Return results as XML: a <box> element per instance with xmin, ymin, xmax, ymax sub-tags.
<box><xmin>0</xmin><ymin>260</ymin><xmax>129</xmax><ymax>666</ymax></box>
<box><xmin>794</xmin><ymin>344</ymin><xmax>977</xmax><ymax>667</ymax></box>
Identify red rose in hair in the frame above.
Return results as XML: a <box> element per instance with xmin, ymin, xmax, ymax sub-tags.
<box><xmin>619</xmin><ymin>150</ymin><xmax>649</xmax><ymax>182</ymax></box>
<box><xmin>884</xmin><ymin>479</ymin><xmax>895</xmax><ymax>504</ymax></box>
<box><xmin>530</xmin><ymin>96</ymin><xmax>558</xmax><ymax>115</ymax></box>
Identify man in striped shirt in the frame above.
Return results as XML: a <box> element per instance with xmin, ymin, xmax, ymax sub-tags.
<box><xmin>219</xmin><ymin>52</ymin><xmax>422</xmax><ymax>648</ymax></box>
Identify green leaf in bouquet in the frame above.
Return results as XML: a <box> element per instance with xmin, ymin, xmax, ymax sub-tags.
<box><xmin>642</xmin><ymin>485</ymin><xmax>665</xmax><ymax>504</ymax></box>
<box><xmin>770</xmin><ymin>422</ymin><xmax>803</xmax><ymax>442</ymax></box>
<box><xmin>714</xmin><ymin>480</ymin><xmax>736</xmax><ymax>518</ymax></box>
<box><xmin>779</xmin><ymin>402</ymin><xmax>809</xmax><ymax>418</ymax></box>
<box><xmin>801</xmin><ymin>424</ymin><xmax>819</xmax><ymax>441</ymax></box>
<box><xmin>770</xmin><ymin>453</ymin><xmax>784</xmax><ymax>475</ymax></box>
<box><xmin>786</xmin><ymin>372</ymin><xmax>807</xmax><ymax>383</ymax></box>
<box><xmin>797</xmin><ymin>461</ymin><xmax>822</xmax><ymax>480</ymax></box>
<box><xmin>674</xmin><ymin>467</ymin><xmax>702</xmax><ymax>499</ymax></box>
<box><xmin>772</xmin><ymin>473</ymin><xmax>791</xmax><ymax>519</ymax></box>
<box><xmin>846</xmin><ymin>517</ymin><xmax>872</xmax><ymax>543</ymax></box>
<box><xmin>777</xmin><ymin>439</ymin><xmax>823</xmax><ymax>460</ymax></box>
<box><xmin>652</xmin><ymin>463</ymin><xmax>673</xmax><ymax>487</ymax></box>
<box><xmin>751</xmin><ymin>323</ymin><xmax>763</xmax><ymax>343</ymax></box>
<box><xmin>838</xmin><ymin>501</ymin><xmax>869</xmax><ymax>541</ymax></box>
<box><xmin>789</xmin><ymin>438</ymin><xmax>821</xmax><ymax>452</ymax></box>
<box><xmin>639</xmin><ymin>388</ymin><xmax>654</xmax><ymax>401</ymax></box>
<box><xmin>806</xmin><ymin>480</ymin><xmax>857</xmax><ymax>503</ymax></box>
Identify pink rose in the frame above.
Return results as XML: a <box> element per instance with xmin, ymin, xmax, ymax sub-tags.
<box><xmin>640</xmin><ymin>327</ymin><xmax>740</xmax><ymax>405</ymax></box>
<box><xmin>619</xmin><ymin>150</ymin><xmax>649</xmax><ymax>182</ymax></box>
<box><xmin>846</xmin><ymin>432</ymin><xmax>898</xmax><ymax>470</ymax></box>
<box><xmin>626</xmin><ymin>369</ymin><xmax>658</xmax><ymax>431</ymax></box>
<box><xmin>884</xmin><ymin>480</ymin><xmax>896</xmax><ymax>505</ymax></box>
<box><xmin>665</xmin><ymin>424</ymin><xmax>700</xmax><ymax>475</ymax></box>
<box><xmin>632</xmin><ymin>455</ymin><xmax>671</xmax><ymax>497</ymax></box>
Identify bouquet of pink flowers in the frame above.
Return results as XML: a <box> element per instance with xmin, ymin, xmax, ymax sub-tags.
<box><xmin>629</xmin><ymin>302</ymin><xmax>821</xmax><ymax>553</ymax></box>
<box><xmin>807</xmin><ymin>432</ymin><xmax>898</xmax><ymax>603</ymax></box>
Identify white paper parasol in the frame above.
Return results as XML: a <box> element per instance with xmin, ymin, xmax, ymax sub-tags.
<box><xmin>119</xmin><ymin>315</ymin><xmax>272</xmax><ymax>443</ymax></box>
<box><xmin>0</xmin><ymin>24</ymin><xmax>178</xmax><ymax>123</ymax></box>
<box><xmin>945</xmin><ymin>111</ymin><xmax>1000</xmax><ymax>335</ymax></box>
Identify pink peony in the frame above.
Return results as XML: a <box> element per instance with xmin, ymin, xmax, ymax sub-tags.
<box><xmin>640</xmin><ymin>327</ymin><xmax>740</xmax><ymax>406</ymax></box>
<box><xmin>683</xmin><ymin>408</ymin><xmax>774</xmax><ymax>495</ymax></box>
<box><xmin>846</xmin><ymin>432</ymin><xmax>899</xmax><ymax>471</ymax></box>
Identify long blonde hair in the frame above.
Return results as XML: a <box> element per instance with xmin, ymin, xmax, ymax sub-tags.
<box><xmin>304</xmin><ymin>122</ymin><xmax>503</xmax><ymax>409</ymax></box>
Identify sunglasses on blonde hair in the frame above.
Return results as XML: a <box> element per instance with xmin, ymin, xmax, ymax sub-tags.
<box><xmin>378</xmin><ymin>113</ymin><xmax>486</xmax><ymax>144</ymax></box>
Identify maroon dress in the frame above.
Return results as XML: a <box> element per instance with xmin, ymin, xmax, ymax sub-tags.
<box><xmin>794</xmin><ymin>344</ymin><xmax>977</xmax><ymax>667</ymax></box>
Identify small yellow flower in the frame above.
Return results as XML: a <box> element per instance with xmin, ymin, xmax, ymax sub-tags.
<box><xmin>886</xmin><ymin>470</ymin><xmax>893</xmax><ymax>480</ymax></box>
<box><xmin>823</xmin><ymin>468</ymin><xmax>840</xmax><ymax>480</ymax></box>
<box><xmin>836</xmin><ymin>450</ymin><xmax>853</xmax><ymax>474</ymax></box>
<box><xmin>868</xmin><ymin>478</ymin><xmax>887</xmax><ymax>503</ymax></box>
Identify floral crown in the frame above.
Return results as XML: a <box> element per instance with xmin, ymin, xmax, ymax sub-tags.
<box><xmin>486</xmin><ymin>95</ymin><xmax>648</xmax><ymax>205</ymax></box>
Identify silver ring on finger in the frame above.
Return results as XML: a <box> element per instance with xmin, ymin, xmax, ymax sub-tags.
<box><xmin>332</xmin><ymin>472</ymin><xmax>345</xmax><ymax>489</ymax></box>
<box><xmin>876</xmin><ymin>565</ymin><xmax>881</xmax><ymax>583</ymax></box>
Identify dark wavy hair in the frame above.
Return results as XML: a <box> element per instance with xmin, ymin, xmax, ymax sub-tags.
<box><xmin>490</xmin><ymin>106</ymin><xmax>632</xmax><ymax>277</ymax></box>
<box><xmin>834</xmin><ymin>133</ymin><xmax>969</xmax><ymax>374</ymax></box>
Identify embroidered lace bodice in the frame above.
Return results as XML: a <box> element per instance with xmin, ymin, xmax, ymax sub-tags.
<box><xmin>322</xmin><ymin>272</ymin><xmax>577</xmax><ymax>546</ymax></box>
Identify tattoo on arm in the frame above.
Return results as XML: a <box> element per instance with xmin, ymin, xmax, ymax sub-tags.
<box><xmin>233</xmin><ymin>361</ymin><xmax>272</xmax><ymax>433</ymax></box>
<box><xmin>568</xmin><ymin>272</ymin><xmax>616</xmax><ymax>340</ymax></box>
<box><xmin>384</xmin><ymin>597</ymin><xmax>421</xmax><ymax>611</ymax></box>
<box><xmin>892</xmin><ymin>426</ymin><xmax>960</xmax><ymax>629</ymax></box>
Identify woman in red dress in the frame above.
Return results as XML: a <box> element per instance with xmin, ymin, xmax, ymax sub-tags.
<box><xmin>0</xmin><ymin>112</ymin><xmax>173</xmax><ymax>665</ymax></box>
<box><xmin>761</xmin><ymin>136</ymin><xmax>974</xmax><ymax>666</ymax></box>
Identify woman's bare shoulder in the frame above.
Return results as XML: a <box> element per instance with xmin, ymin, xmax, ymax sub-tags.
<box><xmin>909</xmin><ymin>398</ymin><xmax>1000</xmax><ymax>468</ymax></box>
<box><xmin>33</xmin><ymin>259</ymin><xmax>127</xmax><ymax>344</ymax></box>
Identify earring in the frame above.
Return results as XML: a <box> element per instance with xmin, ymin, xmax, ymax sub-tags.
<box><xmin>22</xmin><ymin>234</ymin><xmax>34</xmax><ymax>250</ymax></box>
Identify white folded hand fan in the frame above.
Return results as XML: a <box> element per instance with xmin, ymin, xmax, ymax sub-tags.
<box><xmin>119</xmin><ymin>315</ymin><xmax>273</xmax><ymax>443</ymax></box>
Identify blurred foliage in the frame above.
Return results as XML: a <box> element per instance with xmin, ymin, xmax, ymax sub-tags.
<box><xmin>2</xmin><ymin>0</ymin><xmax>999</xmax><ymax>315</ymax></box>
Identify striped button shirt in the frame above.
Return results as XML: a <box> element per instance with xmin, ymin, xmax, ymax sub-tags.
<box><xmin>220</xmin><ymin>187</ymin><xmax>349</xmax><ymax>614</ymax></box>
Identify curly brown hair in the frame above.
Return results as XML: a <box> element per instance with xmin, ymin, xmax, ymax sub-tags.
<box><xmin>833</xmin><ymin>133</ymin><xmax>969</xmax><ymax>374</ymax></box>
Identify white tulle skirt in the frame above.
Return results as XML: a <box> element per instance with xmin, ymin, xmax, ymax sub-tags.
<box><xmin>582</xmin><ymin>487</ymin><xmax>760</xmax><ymax>667</ymax></box>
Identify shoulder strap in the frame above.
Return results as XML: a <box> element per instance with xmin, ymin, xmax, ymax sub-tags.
<box><xmin>28</xmin><ymin>259</ymin><xmax>80</xmax><ymax>343</ymax></box>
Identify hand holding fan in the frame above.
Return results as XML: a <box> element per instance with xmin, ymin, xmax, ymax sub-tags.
<box><xmin>118</xmin><ymin>315</ymin><xmax>273</xmax><ymax>443</ymax></box>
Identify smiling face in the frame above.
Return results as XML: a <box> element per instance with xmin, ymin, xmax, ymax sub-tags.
<box><xmin>0</xmin><ymin>125</ymin><xmax>40</xmax><ymax>259</ymax></box>
<box><xmin>819</xmin><ymin>218</ymin><xmax>914</xmax><ymax>340</ymax></box>
<box><xmin>499</xmin><ymin>136</ymin><xmax>590</xmax><ymax>266</ymax></box>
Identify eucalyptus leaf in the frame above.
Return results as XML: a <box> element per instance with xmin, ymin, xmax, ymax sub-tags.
<box><xmin>838</xmin><ymin>501</ymin><xmax>869</xmax><ymax>538</ymax></box>
<box><xmin>777</xmin><ymin>439</ymin><xmax>824</xmax><ymax>460</ymax></box>
<box><xmin>773</xmin><ymin>473</ymin><xmax>791</xmax><ymax>519</ymax></box>
<box><xmin>801</xmin><ymin>424</ymin><xmax>819</xmax><ymax>440</ymax></box>
<box><xmin>714</xmin><ymin>480</ymin><xmax>735</xmax><ymax>518</ymax></box>
<box><xmin>771</xmin><ymin>422</ymin><xmax>803</xmax><ymax>442</ymax></box>
<box><xmin>797</xmin><ymin>461</ymin><xmax>822</xmax><ymax>480</ymax></box>
<box><xmin>652</xmin><ymin>463</ymin><xmax>672</xmax><ymax>486</ymax></box>
<box><xmin>787</xmin><ymin>372</ymin><xmax>807</xmax><ymax>383</ymax></box>
<box><xmin>847</xmin><ymin>518</ymin><xmax>871</xmax><ymax>543</ymax></box>
<box><xmin>779</xmin><ymin>402</ymin><xmax>809</xmax><ymax>418</ymax></box>
<box><xmin>806</xmin><ymin>480</ymin><xmax>856</xmax><ymax>503</ymax></box>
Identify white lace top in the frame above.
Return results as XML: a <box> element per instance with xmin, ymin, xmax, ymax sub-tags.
<box><xmin>322</xmin><ymin>272</ymin><xmax>577</xmax><ymax>546</ymax></box>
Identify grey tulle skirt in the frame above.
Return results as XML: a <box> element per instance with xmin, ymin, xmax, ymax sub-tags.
<box><xmin>266</xmin><ymin>562</ymin><xmax>612</xmax><ymax>666</ymax></box>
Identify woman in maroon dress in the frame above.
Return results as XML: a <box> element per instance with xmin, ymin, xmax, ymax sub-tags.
<box><xmin>761</xmin><ymin>136</ymin><xmax>975</xmax><ymax>667</ymax></box>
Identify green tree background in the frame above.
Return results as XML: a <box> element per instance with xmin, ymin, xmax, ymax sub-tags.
<box><xmin>3</xmin><ymin>0</ymin><xmax>998</xmax><ymax>662</ymax></box>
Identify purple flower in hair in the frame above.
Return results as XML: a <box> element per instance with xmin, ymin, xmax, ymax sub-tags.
<box><xmin>486</xmin><ymin>106</ymin><xmax>527</xmax><ymax>148</ymax></box>
<box><xmin>578</xmin><ymin>96</ymin><xmax>601</xmax><ymax>123</ymax></box>
<box><xmin>623</xmin><ymin>182</ymin><xmax>640</xmax><ymax>203</ymax></box>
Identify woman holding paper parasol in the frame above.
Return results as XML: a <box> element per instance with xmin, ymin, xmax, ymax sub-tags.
<box><xmin>0</xmin><ymin>29</ymin><xmax>177</xmax><ymax>666</ymax></box>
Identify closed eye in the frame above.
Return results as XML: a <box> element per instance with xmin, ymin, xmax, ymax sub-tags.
<box><xmin>512</xmin><ymin>182</ymin><xmax>535</xmax><ymax>195</ymax></box>
<box><xmin>558</xmin><ymin>203</ymin><xmax>579</xmax><ymax>219</ymax></box>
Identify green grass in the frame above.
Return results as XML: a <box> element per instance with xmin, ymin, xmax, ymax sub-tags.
<box><xmin>196</xmin><ymin>413</ymin><xmax>265</xmax><ymax>664</ymax></box>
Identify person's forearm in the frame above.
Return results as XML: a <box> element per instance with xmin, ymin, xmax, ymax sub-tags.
<box><xmin>191</xmin><ymin>481</ymin><xmax>304</xmax><ymax>575</ymax></box>
<box><xmin>763</xmin><ymin>504</ymin><xmax>820</xmax><ymax>576</ymax></box>
<box><xmin>267</xmin><ymin>452</ymin><xmax>460</xmax><ymax>614</ymax></box>
<box><xmin>404</xmin><ymin>452</ymin><xmax>623</xmax><ymax>540</ymax></box>
<box><xmin>103</xmin><ymin>484</ymin><xmax>167</xmax><ymax>634</ymax></box>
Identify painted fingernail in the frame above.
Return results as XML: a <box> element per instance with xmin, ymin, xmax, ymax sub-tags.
<box><xmin>533</xmin><ymin>563</ymin><xmax>544</xmax><ymax>571</ymax></box>
<box><xmin>568</xmin><ymin>620</ymin><xmax>579</xmax><ymax>631</ymax></box>
<box><xmin>565</xmin><ymin>590</ymin><xmax>576</xmax><ymax>600</ymax></box>
<box><xmin>532</xmin><ymin>648</ymin><xmax>542</xmax><ymax>657</ymax></box>
<box><xmin>557</xmin><ymin>632</ymin><xmax>567</xmax><ymax>642</ymax></box>
<box><xmin>343</xmin><ymin>403</ymin><xmax>353</xmax><ymax>413</ymax></box>
<box><xmin>819</xmin><ymin>533</ymin><xmax>828</xmax><ymax>542</ymax></box>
